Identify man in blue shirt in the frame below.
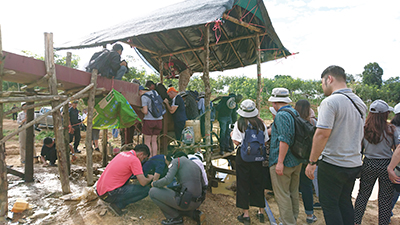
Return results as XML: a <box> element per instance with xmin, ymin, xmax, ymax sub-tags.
<box><xmin>268</xmin><ymin>87</ymin><xmax>301</xmax><ymax>225</ymax></box>
<box><xmin>164</xmin><ymin>87</ymin><xmax>187</xmax><ymax>141</ymax></box>
<box><xmin>142</xmin><ymin>154</ymin><xmax>170</xmax><ymax>181</ymax></box>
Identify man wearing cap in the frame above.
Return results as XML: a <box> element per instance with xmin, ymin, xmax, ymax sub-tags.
<box><xmin>69</xmin><ymin>100</ymin><xmax>81</xmax><ymax>153</ymax></box>
<box><xmin>164</xmin><ymin>87</ymin><xmax>187</xmax><ymax>140</ymax></box>
<box><xmin>180</xmin><ymin>91</ymin><xmax>199</xmax><ymax>120</ymax></box>
<box><xmin>140</xmin><ymin>85</ymin><xmax>163</xmax><ymax>157</ymax></box>
<box><xmin>268</xmin><ymin>87</ymin><xmax>301</xmax><ymax>225</ymax></box>
<box><xmin>305</xmin><ymin>65</ymin><xmax>367</xmax><ymax>225</ymax></box>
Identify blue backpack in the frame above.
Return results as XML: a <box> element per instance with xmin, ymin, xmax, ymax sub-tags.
<box><xmin>143</xmin><ymin>90</ymin><xmax>166</xmax><ymax>118</ymax></box>
<box><xmin>241</xmin><ymin>124</ymin><xmax>266</xmax><ymax>162</ymax></box>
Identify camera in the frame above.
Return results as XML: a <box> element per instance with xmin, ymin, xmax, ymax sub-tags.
<box><xmin>229</xmin><ymin>123</ymin><xmax>235</xmax><ymax>130</ymax></box>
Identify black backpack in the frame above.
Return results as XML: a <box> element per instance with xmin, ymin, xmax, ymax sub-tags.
<box><xmin>275</xmin><ymin>108</ymin><xmax>316</xmax><ymax>161</ymax></box>
<box><xmin>143</xmin><ymin>90</ymin><xmax>166</xmax><ymax>118</ymax></box>
<box><xmin>86</xmin><ymin>49</ymin><xmax>111</xmax><ymax>77</ymax></box>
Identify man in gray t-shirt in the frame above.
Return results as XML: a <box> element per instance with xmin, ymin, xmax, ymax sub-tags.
<box><xmin>305</xmin><ymin>65</ymin><xmax>367</xmax><ymax>225</ymax></box>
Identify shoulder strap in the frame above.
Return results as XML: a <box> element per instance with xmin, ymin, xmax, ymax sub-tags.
<box><xmin>280</xmin><ymin>108</ymin><xmax>297</xmax><ymax>119</ymax></box>
<box><xmin>333</xmin><ymin>92</ymin><xmax>363</xmax><ymax>119</ymax></box>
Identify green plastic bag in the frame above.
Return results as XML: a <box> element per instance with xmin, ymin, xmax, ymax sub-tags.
<box><xmin>92</xmin><ymin>89</ymin><xmax>141</xmax><ymax>129</ymax></box>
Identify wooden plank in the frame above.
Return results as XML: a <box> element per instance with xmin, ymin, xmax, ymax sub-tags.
<box><xmin>0</xmin><ymin>24</ymin><xmax>8</xmax><ymax>217</ymax></box>
<box><xmin>85</xmin><ymin>69</ymin><xmax>98</xmax><ymax>186</ymax></box>
<box><xmin>212</xmin><ymin>166</ymin><xmax>236</xmax><ymax>175</ymax></box>
<box><xmin>21</xmin><ymin>74</ymin><xmax>50</xmax><ymax>90</ymax></box>
<box><xmin>6</xmin><ymin>167</ymin><xmax>24</xmax><ymax>179</ymax></box>
<box><xmin>0</xmin><ymin>95</ymin><xmax>68</xmax><ymax>103</ymax></box>
<box><xmin>24</xmin><ymin>91</ymin><xmax>34</xmax><ymax>182</ymax></box>
<box><xmin>102</xmin><ymin>129</ymin><xmax>108</xmax><ymax>167</ymax></box>
<box><xmin>45</xmin><ymin>33</ymin><xmax>70</xmax><ymax>194</ymax></box>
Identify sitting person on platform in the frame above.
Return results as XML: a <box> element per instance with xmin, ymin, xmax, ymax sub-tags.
<box><xmin>41</xmin><ymin>137</ymin><xmax>76</xmax><ymax>167</ymax></box>
<box><xmin>164</xmin><ymin>87</ymin><xmax>187</xmax><ymax>141</ymax></box>
<box><xmin>96</xmin><ymin>144</ymin><xmax>153</xmax><ymax>216</ymax></box>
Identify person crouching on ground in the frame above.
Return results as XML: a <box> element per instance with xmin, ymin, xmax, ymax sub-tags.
<box><xmin>41</xmin><ymin>137</ymin><xmax>57</xmax><ymax>167</ymax></box>
<box><xmin>231</xmin><ymin>99</ymin><xmax>269</xmax><ymax>224</ymax></box>
<box><xmin>150</xmin><ymin>155</ymin><xmax>206</xmax><ymax>225</ymax></box>
<box><xmin>96</xmin><ymin>144</ymin><xmax>153</xmax><ymax>216</ymax></box>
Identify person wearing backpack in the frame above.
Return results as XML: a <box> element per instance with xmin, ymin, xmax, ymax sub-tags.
<box><xmin>268</xmin><ymin>87</ymin><xmax>301</xmax><ymax>225</ymax></box>
<box><xmin>140</xmin><ymin>85</ymin><xmax>166</xmax><ymax>157</ymax></box>
<box><xmin>231</xmin><ymin>99</ymin><xmax>269</xmax><ymax>224</ymax></box>
<box><xmin>305</xmin><ymin>65</ymin><xmax>367</xmax><ymax>225</ymax></box>
<box><xmin>164</xmin><ymin>87</ymin><xmax>187</xmax><ymax>141</ymax></box>
<box><xmin>354</xmin><ymin>100</ymin><xmax>399</xmax><ymax>225</ymax></box>
<box><xmin>87</xmin><ymin>44</ymin><xmax>127</xmax><ymax>80</ymax></box>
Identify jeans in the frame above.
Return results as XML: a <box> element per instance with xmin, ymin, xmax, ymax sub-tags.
<box><xmin>300</xmin><ymin>164</ymin><xmax>314</xmax><ymax>215</ymax></box>
<box><xmin>318</xmin><ymin>160</ymin><xmax>361</xmax><ymax>225</ymax></box>
<box><xmin>105</xmin><ymin>183</ymin><xmax>150</xmax><ymax>209</ymax></box>
<box><xmin>112</xmin><ymin>65</ymin><xmax>127</xmax><ymax>80</ymax></box>
<box><xmin>218</xmin><ymin>117</ymin><xmax>231</xmax><ymax>151</ymax></box>
<box><xmin>69</xmin><ymin>125</ymin><xmax>81</xmax><ymax>150</ymax></box>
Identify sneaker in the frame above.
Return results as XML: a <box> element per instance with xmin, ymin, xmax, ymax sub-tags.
<box><xmin>257</xmin><ymin>213</ymin><xmax>265</xmax><ymax>223</ymax></box>
<box><xmin>237</xmin><ymin>213</ymin><xmax>250</xmax><ymax>225</ymax></box>
<box><xmin>161</xmin><ymin>217</ymin><xmax>183</xmax><ymax>225</ymax></box>
<box><xmin>313</xmin><ymin>202</ymin><xmax>322</xmax><ymax>209</ymax></box>
<box><xmin>193</xmin><ymin>210</ymin><xmax>205</xmax><ymax>225</ymax></box>
<box><xmin>95</xmin><ymin>147</ymin><xmax>100</xmax><ymax>152</ymax></box>
<box><xmin>107</xmin><ymin>203</ymin><xmax>124</xmax><ymax>216</ymax></box>
<box><xmin>306</xmin><ymin>215</ymin><xmax>317</xmax><ymax>224</ymax></box>
<box><xmin>74</xmin><ymin>149</ymin><xmax>81</xmax><ymax>153</ymax></box>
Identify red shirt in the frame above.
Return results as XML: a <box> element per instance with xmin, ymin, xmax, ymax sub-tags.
<box><xmin>96</xmin><ymin>150</ymin><xmax>143</xmax><ymax>196</ymax></box>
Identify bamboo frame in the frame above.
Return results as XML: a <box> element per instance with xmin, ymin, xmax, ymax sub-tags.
<box><xmin>222</xmin><ymin>13</ymin><xmax>263</xmax><ymax>33</ymax></box>
<box><xmin>177</xmin><ymin>30</ymin><xmax>204</xmax><ymax>67</ymax></box>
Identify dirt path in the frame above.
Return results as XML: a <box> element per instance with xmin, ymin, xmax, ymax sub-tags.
<box><xmin>3</xmin><ymin>119</ymin><xmax>400</xmax><ymax>224</ymax></box>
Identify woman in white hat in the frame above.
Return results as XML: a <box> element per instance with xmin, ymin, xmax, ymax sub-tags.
<box><xmin>354</xmin><ymin>100</ymin><xmax>399</xmax><ymax>225</ymax></box>
<box><xmin>231</xmin><ymin>99</ymin><xmax>269</xmax><ymax>224</ymax></box>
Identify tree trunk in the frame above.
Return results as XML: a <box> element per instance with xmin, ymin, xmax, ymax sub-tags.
<box><xmin>24</xmin><ymin>90</ymin><xmax>34</xmax><ymax>182</ymax></box>
<box><xmin>256</xmin><ymin>34</ymin><xmax>262</xmax><ymax>113</ymax></box>
<box><xmin>45</xmin><ymin>32</ymin><xmax>70</xmax><ymax>194</ymax></box>
<box><xmin>102</xmin><ymin>129</ymin><xmax>108</xmax><ymax>167</ymax></box>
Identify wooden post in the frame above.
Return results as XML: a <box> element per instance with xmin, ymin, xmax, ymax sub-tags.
<box><xmin>85</xmin><ymin>69</ymin><xmax>98</xmax><ymax>186</ymax></box>
<box><xmin>24</xmin><ymin>90</ymin><xmax>34</xmax><ymax>182</ymax></box>
<box><xmin>201</xmin><ymin>25</ymin><xmax>212</xmax><ymax>182</ymax></box>
<box><xmin>64</xmin><ymin>52</ymin><xmax>72</xmax><ymax>174</ymax></box>
<box><xmin>101</xmin><ymin>129</ymin><xmax>108</xmax><ymax>167</ymax></box>
<box><xmin>256</xmin><ymin>34</ymin><xmax>262</xmax><ymax>112</ymax></box>
<box><xmin>0</xmin><ymin>24</ymin><xmax>8</xmax><ymax>218</ymax></box>
<box><xmin>44</xmin><ymin>32</ymin><xmax>70</xmax><ymax>194</ymax></box>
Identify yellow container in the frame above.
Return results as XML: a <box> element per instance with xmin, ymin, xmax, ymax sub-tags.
<box><xmin>185</xmin><ymin>120</ymin><xmax>201</xmax><ymax>143</ymax></box>
<box><xmin>11</xmin><ymin>199</ymin><xmax>29</xmax><ymax>213</ymax></box>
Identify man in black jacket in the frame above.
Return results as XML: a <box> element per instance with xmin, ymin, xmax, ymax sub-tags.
<box><xmin>89</xmin><ymin>44</ymin><xmax>127</xmax><ymax>80</ymax></box>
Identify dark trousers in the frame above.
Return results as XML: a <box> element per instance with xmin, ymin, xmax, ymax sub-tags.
<box><xmin>236</xmin><ymin>148</ymin><xmax>265</xmax><ymax>209</ymax></box>
<box><xmin>103</xmin><ymin>183</ymin><xmax>150</xmax><ymax>209</ymax></box>
<box><xmin>318</xmin><ymin>160</ymin><xmax>361</xmax><ymax>225</ymax></box>
<box><xmin>69</xmin><ymin>125</ymin><xmax>81</xmax><ymax>149</ymax></box>
<box><xmin>218</xmin><ymin>117</ymin><xmax>232</xmax><ymax>151</ymax></box>
<box><xmin>174</xmin><ymin>120</ymin><xmax>186</xmax><ymax>141</ymax></box>
<box><xmin>12</xmin><ymin>113</ymin><xmax>17</xmax><ymax>121</ymax></box>
<box><xmin>300</xmin><ymin>164</ymin><xmax>314</xmax><ymax>215</ymax></box>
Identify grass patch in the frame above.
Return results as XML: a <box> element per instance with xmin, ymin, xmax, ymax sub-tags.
<box><xmin>35</xmin><ymin>130</ymin><xmax>55</xmax><ymax>141</ymax></box>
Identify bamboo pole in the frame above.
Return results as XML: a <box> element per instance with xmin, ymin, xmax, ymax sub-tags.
<box><xmin>0</xmin><ymin>24</ymin><xmax>8</xmax><ymax>218</ymax></box>
<box><xmin>45</xmin><ymin>32</ymin><xmax>70</xmax><ymax>194</ymax></box>
<box><xmin>24</xmin><ymin>91</ymin><xmax>34</xmax><ymax>182</ymax></box>
<box><xmin>101</xmin><ymin>129</ymin><xmax>108</xmax><ymax>167</ymax></box>
<box><xmin>256</xmin><ymin>34</ymin><xmax>261</xmax><ymax>112</ymax></box>
<box><xmin>0</xmin><ymin>83</ymin><xmax>94</xmax><ymax>146</ymax></box>
<box><xmin>3</xmin><ymin>101</ymin><xmax>51</xmax><ymax>117</ymax></box>
<box><xmin>64</xmin><ymin>52</ymin><xmax>72</xmax><ymax>174</ymax></box>
<box><xmin>66</xmin><ymin>52</ymin><xmax>72</xmax><ymax>67</ymax></box>
<box><xmin>222</xmin><ymin>13</ymin><xmax>263</xmax><ymax>33</ymax></box>
<box><xmin>158</xmin><ymin>54</ymin><xmax>163</xmax><ymax>84</ymax></box>
<box><xmin>21</xmin><ymin>74</ymin><xmax>50</xmax><ymax>91</ymax></box>
<box><xmin>0</xmin><ymin>95</ymin><xmax>68</xmax><ymax>103</ymax></box>
<box><xmin>85</xmin><ymin>69</ymin><xmax>98</xmax><ymax>186</ymax></box>
<box><xmin>201</xmin><ymin>25</ymin><xmax>212</xmax><ymax>183</ymax></box>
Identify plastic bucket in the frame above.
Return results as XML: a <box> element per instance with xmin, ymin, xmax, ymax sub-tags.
<box><xmin>185</xmin><ymin>120</ymin><xmax>201</xmax><ymax>143</ymax></box>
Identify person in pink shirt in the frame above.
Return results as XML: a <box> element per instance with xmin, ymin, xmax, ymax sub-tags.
<box><xmin>96</xmin><ymin>144</ymin><xmax>154</xmax><ymax>216</ymax></box>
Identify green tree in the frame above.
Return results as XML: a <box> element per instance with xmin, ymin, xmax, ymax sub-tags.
<box><xmin>362</xmin><ymin>62</ymin><xmax>383</xmax><ymax>87</ymax></box>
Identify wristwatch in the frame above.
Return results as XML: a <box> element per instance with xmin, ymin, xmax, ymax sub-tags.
<box><xmin>308</xmin><ymin>160</ymin><xmax>318</xmax><ymax>165</ymax></box>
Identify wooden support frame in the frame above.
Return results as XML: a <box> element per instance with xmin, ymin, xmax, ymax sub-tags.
<box><xmin>45</xmin><ymin>32</ymin><xmax>70</xmax><ymax>194</ymax></box>
<box><xmin>221</xmin><ymin>27</ymin><xmax>244</xmax><ymax>67</ymax></box>
<box><xmin>0</xmin><ymin>95</ymin><xmax>68</xmax><ymax>103</ymax></box>
<box><xmin>102</xmin><ymin>129</ymin><xmax>108</xmax><ymax>167</ymax></box>
<box><xmin>177</xmin><ymin>30</ymin><xmax>204</xmax><ymax>67</ymax></box>
<box><xmin>21</xmin><ymin>74</ymin><xmax>50</xmax><ymax>90</ymax></box>
<box><xmin>0</xmin><ymin>24</ymin><xmax>8</xmax><ymax>217</ymax></box>
<box><xmin>222</xmin><ymin>13</ymin><xmax>263</xmax><ymax>33</ymax></box>
<box><xmin>256</xmin><ymin>34</ymin><xmax>262</xmax><ymax>112</ymax></box>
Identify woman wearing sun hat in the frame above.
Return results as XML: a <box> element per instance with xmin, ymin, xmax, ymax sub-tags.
<box><xmin>231</xmin><ymin>99</ymin><xmax>269</xmax><ymax>224</ymax></box>
<box><xmin>354</xmin><ymin>100</ymin><xmax>399</xmax><ymax>225</ymax></box>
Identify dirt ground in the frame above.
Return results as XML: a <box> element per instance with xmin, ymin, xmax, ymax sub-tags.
<box><xmin>2</xmin><ymin>118</ymin><xmax>400</xmax><ymax>225</ymax></box>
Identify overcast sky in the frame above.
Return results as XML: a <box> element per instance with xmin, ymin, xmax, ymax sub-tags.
<box><xmin>1</xmin><ymin>0</ymin><xmax>399</xmax><ymax>81</ymax></box>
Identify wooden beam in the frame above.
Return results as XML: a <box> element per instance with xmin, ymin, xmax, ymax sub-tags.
<box><xmin>0</xmin><ymin>24</ymin><xmax>8</xmax><ymax>217</ymax></box>
<box><xmin>21</xmin><ymin>74</ymin><xmax>50</xmax><ymax>91</ymax></box>
<box><xmin>256</xmin><ymin>34</ymin><xmax>262</xmax><ymax>113</ymax></box>
<box><xmin>222</xmin><ymin>13</ymin><xmax>262</xmax><ymax>33</ymax></box>
<box><xmin>45</xmin><ymin>33</ymin><xmax>70</xmax><ymax>194</ymax></box>
<box><xmin>85</xmin><ymin>69</ymin><xmax>98</xmax><ymax>186</ymax></box>
<box><xmin>64</xmin><ymin>52</ymin><xmax>72</xmax><ymax>175</ymax></box>
<box><xmin>0</xmin><ymin>95</ymin><xmax>68</xmax><ymax>103</ymax></box>
<box><xmin>102</xmin><ymin>129</ymin><xmax>108</xmax><ymax>167</ymax></box>
<box><xmin>158</xmin><ymin>54</ymin><xmax>164</xmax><ymax>84</ymax></box>
<box><xmin>6</xmin><ymin>167</ymin><xmax>24</xmax><ymax>179</ymax></box>
<box><xmin>201</xmin><ymin>25</ymin><xmax>212</xmax><ymax>188</ymax></box>
<box><xmin>212</xmin><ymin>166</ymin><xmax>236</xmax><ymax>175</ymax></box>
<box><xmin>177</xmin><ymin>30</ymin><xmax>203</xmax><ymax>67</ymax></box>
<box><xmin>24</xmin><ymin>91</ymin><xmax>34</xmax><ymax>182</ymax></box>
<box><xmin>221</xmin><ymin>27</ymin><xmax>244</xmax><ymax>67</ymax></box>
<box><xmin>156</xmin><ymin>32</ymin><xmax>266</xmax><ymax>59</ymax></box>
